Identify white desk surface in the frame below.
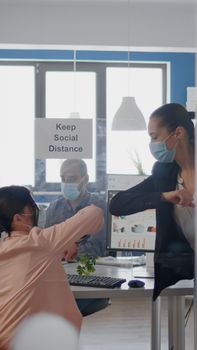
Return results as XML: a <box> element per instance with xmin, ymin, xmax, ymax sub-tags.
<box><xmin>63</xmin><ymin>262</ymin><xmax>194</xmax><ymax>299</ymax></box>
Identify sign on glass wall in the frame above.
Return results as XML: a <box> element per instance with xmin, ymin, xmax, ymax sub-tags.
<box><xmin>35</xmin><ymin>118</ymin><xmax>92</xmax><ymax>159</ymax></box>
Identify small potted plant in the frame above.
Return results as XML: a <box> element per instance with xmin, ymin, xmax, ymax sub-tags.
<box><xmin>77</xmin><ymin>254</ymin><xmax>97</xmax><ymax>276</ymax></box>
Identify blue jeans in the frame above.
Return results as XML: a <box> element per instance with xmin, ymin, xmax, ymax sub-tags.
<box><xmin>76</xmin><ymin>298</ymin><xmax>109</xmax><ymax>316</ymax></box>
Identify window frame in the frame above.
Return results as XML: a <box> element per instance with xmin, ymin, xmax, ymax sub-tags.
<box><xmin>0</xmin><ymin>60</ymin><xmax>167</xmax><ymax>194</ymax></box>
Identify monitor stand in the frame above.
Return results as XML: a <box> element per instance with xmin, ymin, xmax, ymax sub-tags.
<box><xmin>146</xmin><ymin>252</ymin><xmax>154</xmax><ymax>273</ymax></box>
<box><xmin>108</xmin><ymin>250</ymin><xmax>117</xmax><ymax>257</ymax></box>
<box><xmin>108</xmin><ymin>250</ymin><xmax>122</xmax><ymax>257</ymax></box>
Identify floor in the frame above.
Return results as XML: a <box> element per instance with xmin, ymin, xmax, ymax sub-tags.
<box><xmin>79</xmin><ymin>297</ymin><xmax>194</xmax><ymax>350</ymax></box>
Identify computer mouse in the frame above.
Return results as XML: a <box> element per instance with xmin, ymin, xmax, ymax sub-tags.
<box><xmin>128</xmin><ymin>279</ymin><xmax>145</xmax><ymax>288</ymax></box>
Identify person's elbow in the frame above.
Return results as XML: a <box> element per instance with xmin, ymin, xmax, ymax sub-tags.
<box><xmin>78</xmin><ymin>205</ymin><xmax>104</xmax><ymax>235</ymax></box>
<box><xmin>109</xmin><ymin>197</ymin><xmax>122</xmax><ymax>216</ymax></box>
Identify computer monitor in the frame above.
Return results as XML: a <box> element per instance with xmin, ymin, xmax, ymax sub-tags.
<box><xmin>107</xmin><ymin>190</ymin><xmax>156</xmax><ymax>253</ymax></box>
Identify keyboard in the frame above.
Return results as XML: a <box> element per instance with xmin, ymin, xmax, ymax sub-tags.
<box><xmin>67</xmin><ymin>273</ymin><xmax>126</xmax><ymax>288</ymax></box>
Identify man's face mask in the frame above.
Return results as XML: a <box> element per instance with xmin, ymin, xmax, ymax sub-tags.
<box><xmin>149</xmin><ymin>133</ymin><xmax>177</xmax><ymax>163</ymax></box>
<box><xmin>61</xmin><ymin>182</ymin><xmax>81</xmax><ymax>201</ymax></box>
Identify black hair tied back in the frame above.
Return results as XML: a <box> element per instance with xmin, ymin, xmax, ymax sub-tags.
<box><xmin>188</xmin><ymin>111</ymin><xmax>195</xmax><ymax>121</ymax></box>
<box><xmin>151</xmin><ymin>103</ymin><xmax>195</xmax><ymax>146</ymax></box>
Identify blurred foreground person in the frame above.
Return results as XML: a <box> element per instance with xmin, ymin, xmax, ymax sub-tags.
<box><xmin>0</xmin><ymin>186</ymin><xmax>103</xmax><ymax>350</ymax></box>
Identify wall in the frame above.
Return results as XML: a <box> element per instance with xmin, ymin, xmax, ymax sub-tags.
<box><xmin>0</xmin><ymin>1</ymin><xmax>196</xmax><ymax>49</ymax></box>
<box><xmin>0</xmin><ymin>49</ymin><xmax>194</xmax><ymax>105</ymax></box>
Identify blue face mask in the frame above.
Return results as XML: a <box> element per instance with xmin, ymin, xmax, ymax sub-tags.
<box><xmin>149</xmin><ymin>134</ymin><xmax>177</xmax><ymax>163</ymax></box>
<box><xmin>61</xmin><ymin>182</ymin><xmax>81</xmax><ymax>201</ymax></box>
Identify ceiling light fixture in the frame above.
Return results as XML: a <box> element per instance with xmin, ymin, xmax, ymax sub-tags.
<box><xmin>111</xmin><ymin>1</ymin><xmax>146</xmax><ymax>131</ymax></box>
<box><xmin>69</xmin><ymin>49</ymin><xmax>80</xmax><ymax>119</ymax></box>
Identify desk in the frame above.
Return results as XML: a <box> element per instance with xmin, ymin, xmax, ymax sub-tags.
<box><xmin>63</xmin><ymin>263</ymin><xmax>194</xmax><ymax>350</ymax></box>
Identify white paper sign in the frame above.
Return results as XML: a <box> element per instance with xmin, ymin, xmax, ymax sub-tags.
<box><xmin>35</xmin><ymin>118</ymin><xmax>92</xmax><ymax>159</ymax></box>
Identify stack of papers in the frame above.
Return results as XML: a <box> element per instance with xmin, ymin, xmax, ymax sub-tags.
<box><xmin>96</xmin><ymin>255</ymin><xmax>146</xmax><ymax>268</ymax></box>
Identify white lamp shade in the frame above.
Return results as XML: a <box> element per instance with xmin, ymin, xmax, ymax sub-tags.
<box><xmin>112</xmin><ymin>96</ymin><xmax>146</xmax><ymax>131</ymax></box>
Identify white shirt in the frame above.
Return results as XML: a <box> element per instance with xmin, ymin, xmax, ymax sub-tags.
<box><xmin>174</xmin><ymin>175</ymin><xmax>194</xmax><ymax>250</ymax></box>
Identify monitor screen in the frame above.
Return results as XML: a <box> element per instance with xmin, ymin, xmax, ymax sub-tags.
<box><xmin>107</xmin><ymin>190</ymin><xmax>156</xmax><ymax>252</ymax></box>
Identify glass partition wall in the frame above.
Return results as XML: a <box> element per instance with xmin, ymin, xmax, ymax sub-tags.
<box><xmin>0</xmin><ymin>58</ymin><xmax>167</xmax><ymax>196</ymax></box>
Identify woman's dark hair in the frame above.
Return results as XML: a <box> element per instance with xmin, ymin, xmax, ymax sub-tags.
<box><xmin>150</xmin><ymin>103</ymin><xmax>195</xmax><ymax>145</ymax></box>
<box><xmin>0</xmin><ymin>186</ymin><xmax>39</xmax><ymax>237</ymax></box>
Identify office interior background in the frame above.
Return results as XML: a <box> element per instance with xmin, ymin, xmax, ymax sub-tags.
<box><xmin>0</xmin><ymin>0</ymin><xmax>196</xmax><ymax>349</ymax></box>
<box><xmin>0</xmin><ymin>0</ymin><xmax>196</xmax><ymax>196</ymax></box>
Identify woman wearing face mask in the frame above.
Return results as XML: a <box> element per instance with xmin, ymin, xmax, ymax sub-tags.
<box><xmin>0</xmin><ymin>185</ymin><xmax>103</xmax><ymax>350</ymax></box>
<box><xmin>109</xmin><ymin>103</ymin><xmax>195</xmax><ymax>300</ymax></box>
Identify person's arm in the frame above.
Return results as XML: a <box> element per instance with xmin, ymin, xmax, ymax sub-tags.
<box><xmin>109</xmin><ymin>175</ymin><xmax>162</xmax><ymax>216</ymax></box>
<box><xmin>78</xmin><ymin>224</ymin><xmax>106</xmax><ymax>257</ymax></box>
<box><xmin>40</xmin><ymin>205</ymin><xmax>104</xmax><ymax>256</ymax></box>
<box><xmin>77</xmin><ymin>196</ymin><xmax>107</xmax><ymax>257</ymax></box>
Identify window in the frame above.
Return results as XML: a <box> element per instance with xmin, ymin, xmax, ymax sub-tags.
<box><xmin>106</xmin><ymin>65</ymin><xmax>166</xmax><ymax>175</ymax></box>
<box><xmin>0</xmin><ymin>65</ymin><xmax>35</xmax><ymax>187</ymax></box>
<box><xmin>0</xmin><ymin>56</ymin><xmax>170</xmax><ymax>193</ymax></box>
<box><xmin>45</xmin><ymin>70</ymin><xmax>96</xmax><ymax>183</ymax></box>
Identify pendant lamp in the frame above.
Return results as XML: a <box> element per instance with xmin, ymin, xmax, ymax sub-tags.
<box><xmin>112</xmin><ymin>96</ymin><xmax>146</xmax><ymax>130</ymax></box>
<box><xmin>111</xmin><ymin>0</ymin><xmax>146</xmax><ymax>131</ymax></box>
<box><xmin>69</xmin><ymin>50</ymin><xmax>80</xmax><ymax>119</ymax></box>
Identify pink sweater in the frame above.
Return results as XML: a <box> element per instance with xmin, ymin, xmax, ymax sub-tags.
<box><xmin>0</xmin><ymin>206</ymin><xmax>103</xmax><ymax>350</ymax></box>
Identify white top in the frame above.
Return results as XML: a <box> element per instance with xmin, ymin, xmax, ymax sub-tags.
<box><xmin>174</xmin><ymin>175</ymin><xmax>194</xmax><ymax>250</ymax></box>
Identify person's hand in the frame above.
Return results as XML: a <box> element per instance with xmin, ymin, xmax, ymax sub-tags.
<box><xmin>64</xmin><ymin>243</ymin><xmax>78</xmax><ymax>261</ymax></box>
<box><xmin>162</xmin><ymin>188</ymin><xmax>195</xmax><ymax>207</ymax></box>
<box><xmin>77</xmin><ymin>205</ymin><xmax>104</xmax><ymax>234</ymax></box>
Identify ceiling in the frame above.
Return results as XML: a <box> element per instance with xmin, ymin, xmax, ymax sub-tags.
<box><xmin>0</xmin><ymin>0</ymin><xmax>195</xmax><ymax>3</ymax></box>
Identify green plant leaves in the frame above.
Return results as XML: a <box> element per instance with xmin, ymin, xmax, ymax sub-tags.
<box><xmin>76</xmin><ymin>254</ymin><xmax>97</xmax><ymax>276</ymax></box>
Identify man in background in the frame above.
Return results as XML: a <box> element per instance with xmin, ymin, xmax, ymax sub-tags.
<box><xmin>45</xmin><ymin>159</ymin><xmax>106</xmax><ymax>257</ymax></box>
<box><xmin>45</xmin><ymin>159</ymin><xmax>109</xmax><ymax>316</ymax></box>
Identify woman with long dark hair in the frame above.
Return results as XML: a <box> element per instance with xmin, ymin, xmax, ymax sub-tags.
<box><xmin>110</xmin><ymin>103</ymin><xmax>195</xmax><ymax>300</ymax></box>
